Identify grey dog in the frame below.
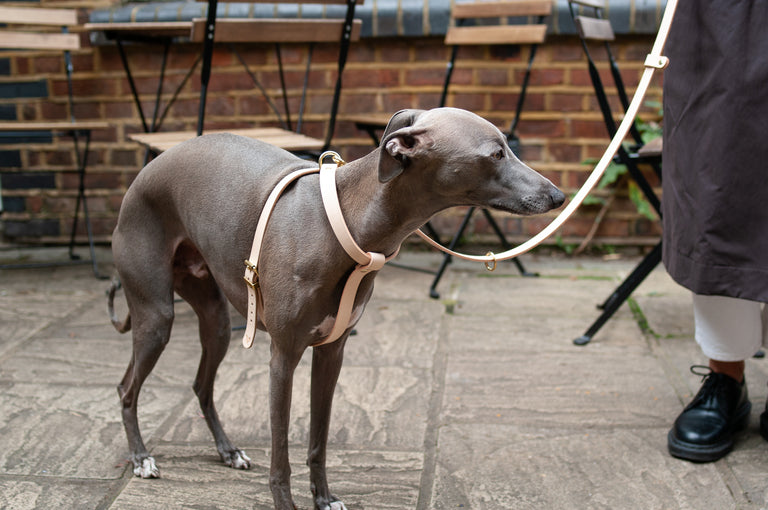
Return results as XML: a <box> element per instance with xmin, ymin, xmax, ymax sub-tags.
<box><xmin>107</xmin><ymin>107</ymin><xmax>565</xmax><ymax>509</ymax></box>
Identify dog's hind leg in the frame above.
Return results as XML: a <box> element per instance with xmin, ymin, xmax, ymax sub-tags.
<box><xmin>117</xmin><ymin>271</ymin><xmax>175</xmax><ymax>479</ymax></box>
<box><xmin>308</xmin><ymin>337</ymin><xmax>349</xmax><ymax>510</ymax></box>
<box><xmin>174</xmin><ymin>268</ymin><xmax>251</xmax><ymax>471</ymax></box>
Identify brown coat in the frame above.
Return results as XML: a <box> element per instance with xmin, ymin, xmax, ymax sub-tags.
<box><xmin>662</xmin><ymin>0</ymin><xmax>768</xmax><ymax>302</ymax></box>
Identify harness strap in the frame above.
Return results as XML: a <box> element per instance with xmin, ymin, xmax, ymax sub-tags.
<box><xmin>243</xmin><ymin>166</ymin><xmax>320</xmax><ymax>348</ymax></box>
<box><xmin>316</xmin><ymin>156</ymin><xmax>398</xmax><ymax>346</ymax></box>
<box><xmin>242</xmin><ymin>152</ymin><xmax>397</xmax><ymax>349</ymax></box>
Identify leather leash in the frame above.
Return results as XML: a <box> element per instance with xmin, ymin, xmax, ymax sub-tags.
<box><xmin>242</xmin><ymin>152</ymin><xmax>397</xmax><ymax>349</ymax></box>
<box><xmin>414</xmin><ymin>0</ymin><xmax>679</xmax><ymax>270</ymax></box>
<box><xmin>242</xmin><ymin>0</ymin><xmax>679</xmax><ymax>347</ymax></box>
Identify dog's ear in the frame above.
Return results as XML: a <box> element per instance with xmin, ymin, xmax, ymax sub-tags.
<box><xmin>378</xmin><ymin>109</ymin><xmax>428</xmax><ymax>183</ymax></box>
<box><xmin>381</xmin><ymin>109</ymin><xmax>424</xmax><ymax>141</ymax></box>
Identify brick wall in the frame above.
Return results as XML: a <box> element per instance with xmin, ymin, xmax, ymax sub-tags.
<box><xmin>0</xmin><ymin>14</ymin><xmax>663</xmax><ymax>251</ymax></box>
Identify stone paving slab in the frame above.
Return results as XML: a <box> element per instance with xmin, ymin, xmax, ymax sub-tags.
<box><xmin>0</xmin><ymin>248</ymin><xmax>767</xmax><ymax>509</ymax></box>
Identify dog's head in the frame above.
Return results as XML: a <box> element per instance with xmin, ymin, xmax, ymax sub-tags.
<box><xmin>378</xmin><ymin>107</ymin><xmax>565</xmax><ymax>215</ymax></box>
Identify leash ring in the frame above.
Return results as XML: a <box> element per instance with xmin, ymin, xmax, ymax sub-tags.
<box><xmin>484</xmin><ymin>252</ymin><xmax>497</xmax><ymax>272</ymax></box>
<box><xmin>319</xmin><ymin>150</ymin><xmax>345</xmax><ymax>167</ymax></box>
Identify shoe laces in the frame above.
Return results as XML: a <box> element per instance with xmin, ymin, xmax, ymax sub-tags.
<box><xmin>686</xmin><ymin>365</ymin><xmax>739</xmax><ymax>411</ymax></box>
<box><xmin>690</xmin><ymin>364</ymin><xmax>713</xmax><ymax>380</ymax></box>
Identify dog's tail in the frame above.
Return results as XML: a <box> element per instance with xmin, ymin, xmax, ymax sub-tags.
<box><xmin>107</xmin><ymin>278</ymin><xmax>131</xmax><ymax>333</ymax></box>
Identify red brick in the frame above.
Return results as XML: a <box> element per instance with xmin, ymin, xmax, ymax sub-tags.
<box><xmin>33</xmin><ymin>56</ymin><xmax>63</xmax><ymax>74</ymax></box>
<box><xmin>476</xmin><ymin>68</ymin><xmax>509</xmax><ymax>86</ymax></box>
<box><xmin>549</xmin><ymin>41</ymin><xmax>585</xmax><ymax>62</ymax></box>
<box><xmin>45</xmin><ymin>149</ymin><xmax>74</xmax><ymax>167</ymax></box>
<box><xmin>526</xmin><ymin>68</ymin><xmax>565</xmax><ymax>86</ymax></box>
<box><xmin>72</xmin><ymin>102</ymin><xmax>101</xmax><ymax>121</ymax></box>
<box><xmin>26</xmin><ymin>195</ymin><xmax>43</xmax><ymax>214</ymax></box>
<box><xmin>377</xmin><ymin>40</ymin><xmax>412</xmax><ymax>63</ymax></box>
<box><xmin>104</xmin><ymin>101</ymin><xmax>135</xmax><ymax>120</ymax></box>
<box><xmin>571</xmin><ymin>119</ymin><xmax>610</xmax><ymax>138</ymax></box>
<box><xmin>405</xmin><ymin>67</ymin><xmax>447</xmax><ymax>87</ymax></box>
<box><xmin>110</xmin><ymin>149</ymin><xmax>138</xmax><ymax>167</ymax></box>
<box><xmin>517</xmin><ymin>119</ymin><xmax>566</xmax><ymax>137</ymax></box>
<box><xmin>344</xmin><ymin>68</ymin><xmax>400</xmax><ymax>88</ymax></box>
<box><xmin>548</xmin><ymin>143</ymin><xmax>582</xmax><ymax>163</ymax></box>
<box><xmin>550</xmin><ymin>93</ymin><xmax>585</xmax><ymax>112</ymax></box>
<box><xmin>449</xmin><ymin>93</ymin><xmax>485</xmax><ymax>111</ymax></box>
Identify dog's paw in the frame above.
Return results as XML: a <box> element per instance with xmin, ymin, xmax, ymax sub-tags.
<box><xmin>223</xmin><ymin>449</ymin><xmax>251</xmax><ymax>470</ymax></box>
<box><xmin>317</xmin><ymin>498</ymin><xmax>347</xmax><ymax>510</ymax></box>
<box><xmin>133</xmin><ymin>457</ymin><xmax>160</xmax><ymax>478</ymax></box>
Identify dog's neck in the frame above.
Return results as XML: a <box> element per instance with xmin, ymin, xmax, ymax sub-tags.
<box><xmin>334</xmin><ymin>149</ymin><xmax>443</xmax><ymax>257</ymax></box>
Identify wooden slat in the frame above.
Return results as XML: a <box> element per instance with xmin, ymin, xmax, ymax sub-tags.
<box><xmin>347</xmin><ymin>113</ymin><xmax>391</xmax><ymax>129</ymax></box>
<box><xmin>637</xmin><ymin>137</ymin><xmax>662</xmax><ymax>158</ymax></box>
<box><xmin>569</xmin><ymin>0</ymin><xmax>606</xmax><ymax>9</ymax></box>
<box><xmin>0</xmin><ymin>6</ymin><xmax>78</xmax><ymax>26</ymax></box>
<box><xmin>129</xmin><ymin>127</ymin><xmax>325</xmax><ymax>153</ymax></box>
<box><xmin>445</xmin><ymin>24</ymin><xmax>547</xmax><ymax>45</ymax></box>
<box><xmin>0</xmin><ymin>120</ymin><xmax>111</xmax><ymax>131</ymax></box>
<box><xmin>574</xmin><ymin>16</ymin><xmax>614</xmax><ymax>41</ymax></box>
<box><xmin>227</xmin><ymin>0</ymin><xmax>363</xmax><ymax>4</ymax></box>
<box><xmin>84</xmin><ymin>22</ymin><xmax>193</xmax><ymax>38</ymax></box>
<box><xmin>190</xmin><ymin>18</ymin><xmax>361</xmax><ymax>44</ymax></box>
<box><xmin>0</xmin><ymin>31</ymin><xmax>81</xmax><ymax>51</ymax></box>
<box><xmin>452</xmin><ymin>0</ymin><xmax>552</xmax><ymax>20</ymax></box>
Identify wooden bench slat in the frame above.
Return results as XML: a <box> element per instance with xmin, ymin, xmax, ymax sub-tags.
<box><xmin>637</xmin><ymin>137</ymin><xmax>662</xmax><ymax>158</ymax></box>
<box><xmin>346</xmin><ymin>113</ymin><xmax>391</xmax><ymax>127</ymax></box>
<box><xmin>569</xmin><ymin>0</ymin><xmax>606</xmax><ymax>9</ymax></box>
<box><xmin>0</xmin><ymin>31</ymin><xmax>81</xmax><ymax>51</ymax></box>
<box><xmin>445</xmin><ymin>24</ymin><xmax>547</xmax><ymax>45</ymax></box>
<box><xmin>452</xmin><ymin>0</ymin><xmax>552</xmax><ymax>19</ymax></box>
<box><xmin>0</xmin><ymin>6</ymin><xmax>78</xmax><ymax>26</ymax></box>
<box><xmin>575</xmin><ymin>16</ymin><xmax>614</xmax><ymax>41</ymax></box>
<box><xmin>84</xmin><ymin>22</ymin><xmax>193</xmax><ymax>38</ymax></box>
<box><xmin>226</xmin><ymin>0</ymin><xmax>363</xmax><ymax>4</ymax></box>
<box><xmin>0</xmin><ymin>121</ymin><xmax>111</xmax><ymax>131</ymax></box>
<box><xmin>190</xmin><ymin>18</ymin><xmax>362</xmax><ymax>44</ymax></box>
<box><xmin>129</xmin><ymin>128</ymin><xmax>325</xmax><ymax>153</ymax></box>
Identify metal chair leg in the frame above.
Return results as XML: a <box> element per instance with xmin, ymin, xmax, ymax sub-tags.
<box><xmin>574</xmin><ymin>241</ymin><xmax>662</xmax><ymax>345</ymax></box>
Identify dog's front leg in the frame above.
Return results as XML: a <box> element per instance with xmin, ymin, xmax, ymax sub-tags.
<box><xmin>308</xmin><ymin>337</ymin><xmax>349</xmax><ymax>510</ymax></box>
<box><xmin>269</xmin><ymin>344</ymin><xmax>303</xmax><ymax>510</ymax></box>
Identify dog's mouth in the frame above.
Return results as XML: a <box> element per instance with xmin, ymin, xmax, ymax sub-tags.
<box><xmin>488</xmin><ymin>187</ymin><xmax>565</xmax><ymax>216</ymax></box>
<box><xmin>490</xmin><ymin>196</ymin><xmax>560</xmax><ymax>216</ymax></box>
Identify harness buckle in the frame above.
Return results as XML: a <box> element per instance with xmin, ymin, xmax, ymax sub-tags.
<box><xmin>243</xmin><ymin>259</ymin><xmax>259</xmax><ymax>289</ymax></box>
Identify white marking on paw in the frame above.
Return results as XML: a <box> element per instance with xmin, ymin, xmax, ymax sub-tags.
<box><xmin>330</xmin><ymin>501</ymin><xmax>347</xmax><ymax>510</ymax></box>
<box><xmin>229</xmin><ymin>450</ymin><xmax>251</xmax><ymax>470</ymax></box>
<box><xmin>134</xmin><ymin>457</ymin><xmax>159</xmax><ymax>478</ymax></box>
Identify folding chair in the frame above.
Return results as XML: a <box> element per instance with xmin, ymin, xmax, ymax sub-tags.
<box><xmin>0</xmin><ymin>6</ymin><xmax>110</xmax><ymax>278</ymax></box>
<box><xmin>566</xmin><ymin>0</ymin><xmax>663</xmax><ymax>345</ymax></box>
<box><xmin>351</xmin><ymin>0</ymin><xmax>551</xmax><ymax>298</ymax></box>
<box><xmin>426</xmin><ymin>0</ymin><xmax>552</xmax><ymax>298</ymax></box>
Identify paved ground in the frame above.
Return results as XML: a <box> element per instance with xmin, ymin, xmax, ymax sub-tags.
<box><xmin>1</xmin><ymin>246</ymin><xmax>767</xmax><ymax>509</ymax></box>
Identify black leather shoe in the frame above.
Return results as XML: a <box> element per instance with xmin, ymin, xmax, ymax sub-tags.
<box><xmin>761</xmin><ymin>398</ymin><xmax>768</xmax><ymax>442</ymax></box>
<box><xmin>668</xmin><ymin>367</ymin><xmax>751</xmax><ymax>462</ymax></box>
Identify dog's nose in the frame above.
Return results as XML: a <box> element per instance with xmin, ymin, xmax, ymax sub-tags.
<box><xmin>550</xmin><ymin>187</ymin><xmax>566</xmax><ymax>208</ymax></box>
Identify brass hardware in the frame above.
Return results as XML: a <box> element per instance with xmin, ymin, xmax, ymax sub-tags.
<box><xmin>484</xmin><ymin>252</ymin><xmax>497</xmax><ymax>272</ymax></box>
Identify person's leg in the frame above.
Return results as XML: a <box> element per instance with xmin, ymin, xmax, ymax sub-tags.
<box><xmin>668</xmin><ymin>294</ymin><xmax>761</xmax><ymax>462</ymax></box>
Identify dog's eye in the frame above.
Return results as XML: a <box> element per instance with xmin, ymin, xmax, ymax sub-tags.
<box><xmin>493</xmin><ymin>149</ymin><xmax>504</xmax><ymax>160</ymax></box>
